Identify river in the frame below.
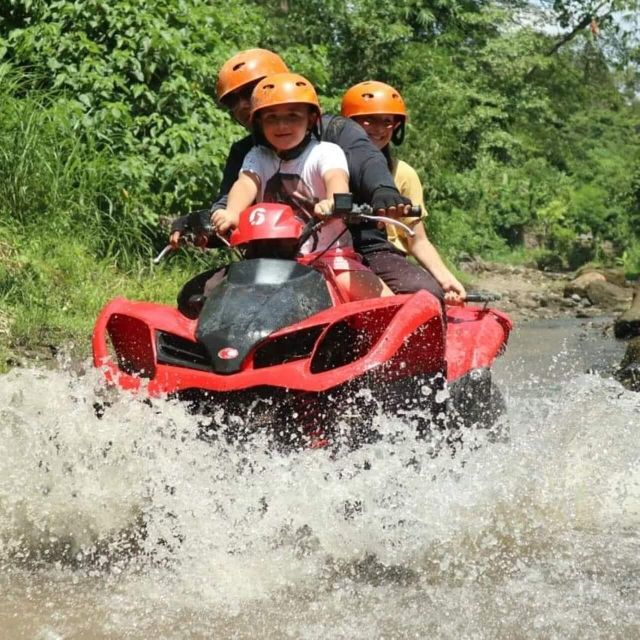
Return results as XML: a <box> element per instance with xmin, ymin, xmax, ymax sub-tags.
<box><xmin>0</xmin><ymin>317</ymin><xmax>638</xmax><ymax>639</ymax></box>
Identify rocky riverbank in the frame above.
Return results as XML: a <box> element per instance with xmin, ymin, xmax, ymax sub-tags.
<box><xmin>463</xmin><ymin>259</ymin><xmax>640</xmax><ymax>392</ymax></box>
<box><xmin>461</xmin><ymin>258</ymin><xmax>636</xmax><ymax>324</ymax></box>
<box><xmin>3</xmin><ymin>260</ymin><xmax>640</xmax><ymax>384</ymax></box>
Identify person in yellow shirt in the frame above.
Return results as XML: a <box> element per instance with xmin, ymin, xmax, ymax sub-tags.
<box><xmin>341</xmin><ymin>81</ymin><xmax>466</xmax><ymax>302</ymax></box>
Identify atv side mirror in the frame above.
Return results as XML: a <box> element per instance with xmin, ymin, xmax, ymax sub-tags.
<box><xmin>333</xmin><ymin>193</ymin><xmax>353</xmax><ymax>215</ymax></box>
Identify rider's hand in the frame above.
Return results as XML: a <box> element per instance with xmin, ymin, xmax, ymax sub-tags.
<box><xmin>211</xmin><ymin>209</ymin><xmax>238</xmax><ymax>235</ymax></box>
<box><xmin>169</xmin><ymin>230</ymin><xmax>181</xmax><ymax>249</ymax></box>
<box><xmin>169</xmin><ymin>214</ymin><xmax>189</xmax><ymax>248</ymax></box>
<box><xmin>371</xmin><ymin>186</ymin><xmax>412</xmax><ymax>218</ymax></box>
<box><xmin>441</xmin><ymin>276</ymin><xmax>467</xmax><ymax>303</ymax></box>
<box><xmin>314</xmin><ymin>199</ymin><xmax>333</xmax><ymax>218</ymax></box>
<box><xmin>169</xmin><ymin>212</ymin><xmax>210</xmax><ymax>249</ymax></box>
<box><xmin>169</xmin><ymin>209</ymin><xmax>211</xmax><ymax>249</ymax></box>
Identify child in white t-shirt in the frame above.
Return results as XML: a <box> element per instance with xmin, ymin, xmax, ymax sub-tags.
<box><xmin>212</xmin><ymin>72</ymin><xmax>392</xmax><ymax>301</ymax></box>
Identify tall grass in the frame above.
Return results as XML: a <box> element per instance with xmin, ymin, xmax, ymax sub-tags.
<box><xmin>0</xmin><ymin>65</ymin><xmax>164</xmax><ymax>263</ymax></box>
<box><xmin>0</xmin><ymin>66</ymin><xmax>223</xmax><ymax>368</ymax></box>
<box><xmin>621</xmin><ymin>242</ymin><xmax>640</xmax><ymax>281</ymax></box>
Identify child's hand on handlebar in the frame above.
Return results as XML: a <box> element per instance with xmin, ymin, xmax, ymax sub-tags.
<box><xmin>211</xmin><ymin>209</ymin><xmax>238</xmax><ymax>235</ymax></box>
<box><xmin>314</xmin><ymin>199</ymin><xmax>334</xmax><ymax>218</ymax></box>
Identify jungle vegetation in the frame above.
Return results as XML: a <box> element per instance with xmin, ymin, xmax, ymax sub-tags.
<box><xmin>0</xmin><ymin>0</ymin><xmax>639</xmax><ymax>363</ymax></box>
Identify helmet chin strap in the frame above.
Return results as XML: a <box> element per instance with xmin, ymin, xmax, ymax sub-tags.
<box><xmin>276</xmin><ymin>132</ymin><xmax>313</xmax><ymax>160</ymax></box>
<box><xmin>392</xmin><ymin>121</ymin><xmax>405</xmax><ymax>145</ymax></box>
<box><xmin>252</xmin><ymin>130</ymin><xmax>316</xmax><ymax>160</ymax></box>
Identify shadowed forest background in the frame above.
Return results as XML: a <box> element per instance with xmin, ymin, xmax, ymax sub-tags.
<box><xmin>0</xmin><ymin>0</ymin><xmax>638</xmax><ymax>363</ymax></box>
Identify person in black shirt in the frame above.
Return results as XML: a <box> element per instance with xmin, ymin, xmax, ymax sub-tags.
<box><xmin>170</xmin><ymin>48</ymin><xmax>412</xmax><ymax>315</ymax></box>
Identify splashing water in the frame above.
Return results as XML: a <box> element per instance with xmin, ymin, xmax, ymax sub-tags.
<box><xmin>0</xmin><ymin>319</ymin><xmax>639</xmax><ymax>639</ymax></box>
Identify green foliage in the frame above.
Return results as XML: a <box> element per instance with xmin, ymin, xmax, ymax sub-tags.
<box><xmin>398</xmin><ymin>8</ymin><xmax>640</xmax><ymax>269</ymax></box>
<box><xmin>2</xmin><ymin>0</ymin><xmax>637</xmax><ymax>271</ymax></box>
<box><xmin>0</xmin><ymin>0</ymin><xmax>267</xmax><ymax>214</ymax></box>
<box><xmin>0</xmin><ymin>232</ymin><xmax>202</xmax><ymax>360</ymax></box>
<box><xmin>619</xmin><ymin>241</ymin><xmax>640</xmax><ymax>279</ymax></box>
<box><xmin>0</xmin><ymin>64</ymin><xmax>156</xmax><ymax>260</ymax></box>
<box><xmin>0</xmin><ymin>0</ymin><xmax>639</xmax><ymax>360</ymax></box>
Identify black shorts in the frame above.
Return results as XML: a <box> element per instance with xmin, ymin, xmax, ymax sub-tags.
<box><xmin>363</xmin><ymin>250</ymin><xmax>445</xmax><ymax>300</ymax></box>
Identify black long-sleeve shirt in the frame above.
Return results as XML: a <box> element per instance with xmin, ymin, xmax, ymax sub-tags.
<box><xmin>209</xmin><ymin>115</ymin><xmax>399</xmax><ymax>255</ymax></box>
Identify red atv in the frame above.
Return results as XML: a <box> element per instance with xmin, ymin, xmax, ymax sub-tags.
<box><xmin>93</xmin><ymin>196</ymin><xmax>512</xmax><ymax>448</ymax></box>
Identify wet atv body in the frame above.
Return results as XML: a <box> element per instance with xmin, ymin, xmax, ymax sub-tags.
<box><xmin>93</xmin><ymin>203</ymin><xmax>512</xmax><ymax>446</ymax></box>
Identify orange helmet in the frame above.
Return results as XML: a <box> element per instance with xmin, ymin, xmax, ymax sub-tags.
<box><xmin>340</xmin><ymin>81</ymin><xmax>407</xmax><ymax>119</ymax></box>
<box><xmin>250</xmin><ymin>73</ymin><xmax>321</xmax><ymax>121</ymax></box>
<box><xmin>216</xmin><ymin>49</ymin><xmax>289</xmax><ymax>103</ymax></box>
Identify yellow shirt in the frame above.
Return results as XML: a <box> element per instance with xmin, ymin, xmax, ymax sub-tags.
<box><xmin>387</xmin><ymin>159</ymin><xmax>427</xmax><ymax>254</ymax></box>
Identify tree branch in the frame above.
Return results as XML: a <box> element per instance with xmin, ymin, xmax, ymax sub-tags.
<box><xmin>546</xmin><ymin>0</ymin><xmax>610</xmax><ymax>55</ymax></box>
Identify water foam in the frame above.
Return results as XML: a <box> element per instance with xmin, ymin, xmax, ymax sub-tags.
<box><xmin>0</xmin><ymin>346</ymin><xmax>638</xmax><ymax>638</ymax></box>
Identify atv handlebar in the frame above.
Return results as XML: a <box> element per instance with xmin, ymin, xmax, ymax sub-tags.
<box><xmin>332</xmin><ymin>195</ymin><xmax>421</xmax><ymax>238</ymax></box>
<box><xmin>343</xmin><ymin>207</ymin><xmax>418</xmax><ymax>238</ymax></box>
<box><xmin>296</xmin><ymin>201</ymin><xmax>420</xmax><ymax>251</ymax></box>
<box><xmin>154</xmin><ymin>230</ymin><xmax>236</xmax><ymax>264</ymax></box>
<box><xmin>155</xmin><ymin>210</ymin><xmax>237</xmax><ymax>264</ymax></box>
<box><xmin>347</xmin><ymin>202</ymin><xmax>422</xmax><ymax>218</ymax></box>
<box><xmin>465</xmin><ymin>291</ymin><xmax>502</xmax><ymax>303</ymax></box>
<box><xmin>154</xmin><ymin>229</ymin><xmax>200</xmax><ymax>264</ymax></box>
<box><xmin>153</xmin><ymin>244</ymin><xmax>175</xmax><ymax>264</ymax></box>
<box><xmin>156</xmin><ymin>195</ymin><xmax>422</xmax><ymax>264</ymax></box>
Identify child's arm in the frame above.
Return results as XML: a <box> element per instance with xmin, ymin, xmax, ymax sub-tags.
<box><xmin>314</xmin><ymin>168</ymin><xmax>349</xmax><ymax>217</ymax></box>
<box><xmin>211</xmin><ymin>171</ymin><xmax>260</xmax><ymax>234</ymax></box>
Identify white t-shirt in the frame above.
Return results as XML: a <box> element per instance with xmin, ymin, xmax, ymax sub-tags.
<box><xmin>241</xmin><ymin>139</ymin><xmax>352</xmax><ymax>255</ymax></box>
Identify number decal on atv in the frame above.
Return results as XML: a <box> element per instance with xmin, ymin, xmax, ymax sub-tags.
<box><xmin>249</xmin><ymin>208</ymin><xmax>266</xmax><ymax>226</ymax></box>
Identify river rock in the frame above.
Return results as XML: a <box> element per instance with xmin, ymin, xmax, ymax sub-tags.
<box><xmin>614</xmin><ymin>286</ymin><xmax>640</xmax><ymax>338</ymax></box>
<box><xmin>615</xmin><ymin>336</ymin><xmax>640</xmax><ymax>392</ymax></box>
<box><xmin>575</xmin><ymin>308</ymin><xmax>601</xmax><ymax>319</ymax></box>
<box><xmin>458</xmin><ymin>255</ymin><xmax>489</xmax><ymax>273</ymax></box>
<box><xmin>512</xmin><ymin>291</ymin><xmax>539</xmax><ymax>309</ymax></box>
<box><xmin>564</xmin><ymin>271</ymin><xmax>606</xmax><ymax>298</ymax></box>
<box><xmin>585</xmin><ymin>280</ymin><xmax>631</xmax><ymax>311</ymax></box>
<box><xmin>560</xmin><ymin>297</ymin><xmax>578</xmax><ymax>308</ymax></box>
<box><xmin>539</xmin><ymin>292</ymin><xmax>563</xmax><ymax>308</ymax></box>
<box><xmin>575</xmin><ymin>266</ymin><xmax>626</xmax><ymax>286</ymax></box>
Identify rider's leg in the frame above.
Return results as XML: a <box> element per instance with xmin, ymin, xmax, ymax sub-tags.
<box><xmin>364</xmin><ymin>249</ymin><xmax>445</xmax><ymax>300</ymax></box>
<box><xmin>335</xmin><ymin>270</ymin><xmax>393</xmax><ymax>301</ymax></box>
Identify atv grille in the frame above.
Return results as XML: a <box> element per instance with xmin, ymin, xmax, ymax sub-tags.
<box><xmin>253</xmin><ymin>326</ymin><xmax>326</xmax><ymax>368</ymax></box>
<box><xmin>156</xmin><ymin>331</ymin><xmax>211</xmax><ymax>371</ymax></box>
<box><xmin>311</xmin><ymin>306</ymin><xmax>400</xmax><ymax>373</ymax></box>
